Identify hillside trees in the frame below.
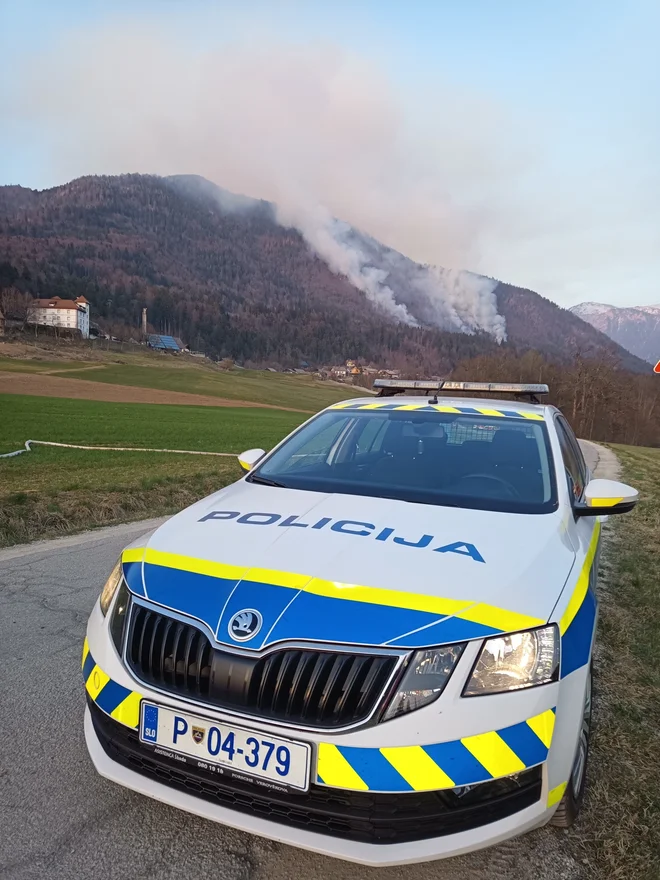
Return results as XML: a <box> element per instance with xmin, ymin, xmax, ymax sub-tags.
<box><xmin>452</xmin><ymin>351</ymin><xmax>660</xmax><ymax>446</ymax></box>
<box><xmin>0</xmin><ymin>174</ymin><xmax>646</xmax><ymax>371</ymax></box>
<box><xmin>1</xmin><ymin>174</ymin><xmax>657</xmax><ymax>444</ymax></box>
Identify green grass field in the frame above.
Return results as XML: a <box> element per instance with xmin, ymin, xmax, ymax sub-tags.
<box><xmin>0</xmin><ymin>358</ymin><xmax>98</xmax><ymax>373</ymax></box>
<box><xmin>566</xmin><ymin>444</ymin><xmax>660</xmax><ymax>879</ymax></box>
<box><xmin>0</xmin><ymin>340</ymin><xmax>361</xmax><ymax>546</ymax></box>
<box><xmin>0</xmin><ymin>394</ymin><xmax>307</xmax><ymax>547</ymax></box>
<box><xmin>1</xmin><ymin>394</ymin><xmax>305</xmax><ymax>454</ymax></box>
<box><xmin>57</xmin><ymin>363</ymin><xmax>356</xmax><ymax>409</ymax></box>
<box><xmin>0</xmin><ymin>353</ymin><xmax>364</xmax><ymax>411</ymax></box>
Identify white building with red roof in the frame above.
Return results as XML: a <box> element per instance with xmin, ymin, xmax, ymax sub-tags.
<box><xmin>28</xmin><ymin>296</ymin><xmax>90</xmax><ymax>338</ymax></box>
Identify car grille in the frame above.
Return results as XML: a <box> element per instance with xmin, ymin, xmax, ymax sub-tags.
<box><xmin>89</xmin><ymin>700</ymin><xmax>542</xmax><ymax>845</ymax></box>
<box><xmin>126</xmin><ymin>604</ymin><xmax>398</xmax><ymax>729</ymax></box>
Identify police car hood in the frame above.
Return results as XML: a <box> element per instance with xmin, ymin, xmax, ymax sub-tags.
<box><xmin>123</xmin><ymin>482</ymin><xmax>576</xmax><ymax>650</ymax></box>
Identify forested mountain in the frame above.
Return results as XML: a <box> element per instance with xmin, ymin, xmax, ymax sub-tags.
<box><xmin>0</xmin><ymin>174</ymin><xmax>649</xmax><ymax>373</ymax></box>
<box><xmin>570</xmin><ymin>302</ymin><xmax>660</xmax><ymax>365</ymax></box>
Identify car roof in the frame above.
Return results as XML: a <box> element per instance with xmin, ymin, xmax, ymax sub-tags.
<box><xmin>326</xmin><ymin>396</ymin><xmax>550</xmax><ymax>415</ymax></box>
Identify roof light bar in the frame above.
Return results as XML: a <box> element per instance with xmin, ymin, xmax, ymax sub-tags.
<box><xmin>373</xmin><ymin>378</ymin><xmax>549</xmax><ymax>400</ymax></box>
<box><xmin>442</xmin><ymin>382</ymin><xmax>549</xmax><ymax>394</ymax></box>
<box><xmin>373</xmin><ymin>379</ymin><xmax>443</xmax><ymax>391</ymax></box>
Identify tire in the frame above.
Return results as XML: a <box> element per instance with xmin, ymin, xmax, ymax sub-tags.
<box><xmin>551</xmin><ymin>664</ymin><xmax>592</xmax><ymax>828</ymax></box>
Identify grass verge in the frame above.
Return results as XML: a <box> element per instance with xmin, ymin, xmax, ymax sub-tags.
<box><xmin>568</xmin><ymin>444</ymin><xmax>660</xmax><ymax>879</ymax></box>
<box><xmin>1</xmin><ymin>450</ymin><xmax>241</xmax><ymax>547</ymax></box>
<box><xmin>0</xmin><ymin>394</ymin><xmax>307</xmax><ymax>547</ymax></box>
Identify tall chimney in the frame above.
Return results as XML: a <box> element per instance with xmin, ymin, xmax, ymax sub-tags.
<box><xmin>141</xmin><ymin>307</ymin><xmax>147</xmax><ymax>337</ymax></box>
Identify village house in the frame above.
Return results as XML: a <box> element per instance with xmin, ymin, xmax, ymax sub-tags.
<box><xmin>28</xmin><ymin>296</ymin><xmax>90</xmax><ymax>338</ymax></box>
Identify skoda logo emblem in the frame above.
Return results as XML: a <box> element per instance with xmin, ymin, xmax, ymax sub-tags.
<box><xmin>228</xmin><ymin>609</ymin><xmax>263</xmax><ymax>641</ymax></box>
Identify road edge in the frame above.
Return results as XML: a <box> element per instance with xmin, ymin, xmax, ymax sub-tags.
<box><xmin>0</xmin><ymin>516</ymin><xmax>169</xmax><ymax>562</ymax></box>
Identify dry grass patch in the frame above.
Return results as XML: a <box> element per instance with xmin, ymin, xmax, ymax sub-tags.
<box><xmin>566</xmin><ymin>445</ymin><xmax>660</xmax><ymax>879</ymax></box>
<box><xmin>0</xmin><ymin>450</ymin><xmax>242</xmax><ymax>547</ymax></box>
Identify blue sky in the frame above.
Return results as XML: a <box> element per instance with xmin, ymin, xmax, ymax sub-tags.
<box><xmin>1</xmin><ymin>0</ymin><xmax>659</xmax><ymax>308</ymax></box>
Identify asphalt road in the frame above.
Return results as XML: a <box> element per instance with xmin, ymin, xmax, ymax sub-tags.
<box><xmin>580</xmin><ymin>441</ymin><xmax>598</xmax><ymax>475</ymax></box>
<box><xmin>1</xmin><ymin>441</ymin><xmax>606</xmax><ymax>880</ymax></box>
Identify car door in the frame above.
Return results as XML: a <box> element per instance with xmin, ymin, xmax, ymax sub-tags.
<box><xmin>554</xmin><ymin>416</ymin><xmax>600</xmax><ymax>673</ymax></box>
<box><xmin>555</xmin><ymin>414</ymin><xmax>597</xmax><ymax>545</ymax></box>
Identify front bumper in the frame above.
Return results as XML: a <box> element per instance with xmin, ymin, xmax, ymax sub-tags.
<box><xmin>82</xmin><ymin>594</ymin><xmax>589</xmax><ymax>865</ymax></box>
<box><xmin>88</xmin><ymin>695</ymin><xmax>543</xmax><ymax>841</ymax></box>
<box><xmin>85</xmin><ymin>700</ymin><xmax>554</xmax><ymax>865</ymax></box>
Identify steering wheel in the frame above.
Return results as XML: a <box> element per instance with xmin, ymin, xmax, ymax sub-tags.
<box><xmin>458</xmin><ymin>473</ymin><xmax>520</xmax><ymax>498</ymax></box>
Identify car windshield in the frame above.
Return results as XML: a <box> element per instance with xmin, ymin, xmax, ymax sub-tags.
<box><xmin>249</xmin><ymin>407</ymin><xmax>558</xmax><ymax>514</ymax></box>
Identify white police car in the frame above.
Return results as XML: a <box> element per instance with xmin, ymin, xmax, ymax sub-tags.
<box><xmin>82</xmin><ymin>380</ymin><xmax>638</xmax><ymax>865</ymax></box>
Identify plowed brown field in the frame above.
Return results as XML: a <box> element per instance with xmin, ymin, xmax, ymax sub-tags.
<box><xmin>0</xmin><ymin>372</ymin><xmax>307</xmax><ymax>411</ymax></box>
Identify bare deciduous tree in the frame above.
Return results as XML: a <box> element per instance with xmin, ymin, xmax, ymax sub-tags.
<box><xmin>0</xmin><ymin>287</ymin><xmax>33</xmax><ymax>328</ymax></box>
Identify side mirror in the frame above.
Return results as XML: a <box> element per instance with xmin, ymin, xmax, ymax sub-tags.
<box><xmin>575</xmin><ymin>478</ymin><xmax>639</xmax><ymax>517</ymax></box>
<box><xmin>238</xmin><ymin>448</ymin><xmax>266</xmax><ymax>472</ymax></box>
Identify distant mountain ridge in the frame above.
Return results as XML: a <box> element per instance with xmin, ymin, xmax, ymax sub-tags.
<box><xmin>570</xmin><ymin>301</ymin><xmax>660</xmax><ymax>365</ymax></box>
<box><xmin>0</xmin><ymin>173</ymin><xmax>650</xmax><ymax>372</ymax></box>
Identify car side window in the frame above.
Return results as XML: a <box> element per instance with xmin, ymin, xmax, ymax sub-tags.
<box><xmin>555</xmin><ymin>418</ymin><xmax>585</xmax><ymax>502</ymax></box>
<box><xmin>276</xmin><ymin>417</ymin><xmax>350</xmax><ymax>472</ymax></box>
<box><xmin>558</xmin><ymin>416</ymin><xmax>588</xmax><ymax>487</ymax></box>
<box><xmin>354</xmin><ymin>417</ymin><xmax>387</xmax><ymax>458</ymax></box>
<box><xmin>571</xmin><ymin>427</ymin><xmax>588</xmax><ymax>480</ymax></box>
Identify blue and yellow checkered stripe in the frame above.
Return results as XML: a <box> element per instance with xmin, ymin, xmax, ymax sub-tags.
<box><xmin>329</xmin><ymin>401</ymin><xmax>544</xmax><ymax>420</ymax></box>
<box><xmin>559</xmin><ymin>522</ymin><xmax>600</xmax><ymax>676</ymax></box>
<box><xmin>82</xmin><ymin>638</ymin><xmax>555</xmax><ymax>793</ymax></box>
<box><xmin>317</xmin><ymin>708</ymin><xmax>556</xmax><ymax>792</ymax></box>
<box><xmin>82</xmin><ymin>638</ymin><xmax>142</xmax><ymax>728</ymax></box>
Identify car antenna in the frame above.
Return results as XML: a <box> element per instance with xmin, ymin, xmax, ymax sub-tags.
<box><xmin>429</xmin><ymin>380</ymin><xmax>445</xmax><ymax>405</ymax></box>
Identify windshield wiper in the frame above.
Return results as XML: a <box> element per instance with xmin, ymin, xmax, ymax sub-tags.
<box><xmin>247</xmin><ymin>474</ymin><xmax>288</xmax><ymax>488</ymax></box>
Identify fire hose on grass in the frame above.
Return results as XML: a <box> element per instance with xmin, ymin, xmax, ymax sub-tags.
<box><xmin>0</xmin><ymin>440</ymin><xmax>235</xmax><ymax>459</ymax></box>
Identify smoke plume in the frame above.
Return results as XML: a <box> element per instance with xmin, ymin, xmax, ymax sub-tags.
<box><xmin>276</xmin><ymin>202</ymin><xmax>419</xmax><ymax>326</ymax></box>
<box><xmin>412</xmin><ymin>267</ymin><xmax>505</xmax><ymax>342</ymax></box>
<box><xmin>5</xmin><ymin>23</ymin><xmax>518</xmax><ymax>338</ymax></box>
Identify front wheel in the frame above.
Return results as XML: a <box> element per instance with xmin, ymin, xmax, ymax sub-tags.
<box><xmin>551</xmin><ymin>665</ymin><xmax>592</xmax><ymax>827</ymax></box>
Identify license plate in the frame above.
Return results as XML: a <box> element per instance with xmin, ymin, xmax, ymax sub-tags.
<box><xmin>139</xmin><ymin>702</ymin><xmax>312</xmax><ymax>791</ymax></box>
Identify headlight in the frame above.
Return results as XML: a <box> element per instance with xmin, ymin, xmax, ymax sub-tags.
<box><xmin>109</xmin><ymin>580</ymin><xmax>131</xmax><ymax>653</ymax></box>
<box><xmin>99</xmin><ymin>559</ymin><xmax>123</xmax><ymax>616</ymax></box>
<box><xmin>383</xmin><ymin>645</ymin><xmax>464</xmax><ymax>721</ymax></box>
<box><xmin>463</xmin><ymin>625</ymin><xmax>559</xmax><ymax>696</ymax></box>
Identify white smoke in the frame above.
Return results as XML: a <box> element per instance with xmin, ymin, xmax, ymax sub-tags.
<box><xmin>414</xmin><ymin>267</ymin><xmax>506</xmax><ymax>342</ymax></box>
<box><xmin>276</xmin><ymin>202</ymin><xmax>419</xmax><ymax>326</ymax></box>
<box><xmin>277</xmin><ymin>204</ymin><xmax>505</xmax><ymax>337</ymax></box>
<box><xmin>323</xmin><ymin>226</ymin><xmax>506</xmax><ymax>340</ymax></box>
<box><xmin>4</xmin><ymin>24</ymin><xmax>516</xmax><ymax>338</ymax></box>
